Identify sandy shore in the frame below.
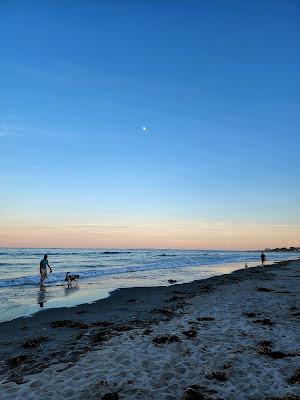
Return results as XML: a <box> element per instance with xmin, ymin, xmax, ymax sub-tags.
<box><xmin>0</xmin><ymin>259</ymin><xmax>299</xmax><ymax>399</ymax></box>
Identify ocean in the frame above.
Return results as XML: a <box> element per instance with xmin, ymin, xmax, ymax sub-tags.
<box><xmin>0</xmin><ymin>248</ymin><xmax>297</xmax><ymax>322</ymax></box>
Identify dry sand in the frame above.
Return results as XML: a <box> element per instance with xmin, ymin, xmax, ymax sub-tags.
<box><xmin>0</xmin><ymin>259</ymin><xmax>299</xmax><ymax>399</ymax></box>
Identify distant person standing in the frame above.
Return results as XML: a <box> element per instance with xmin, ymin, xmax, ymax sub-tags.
<box><xmin>260</xmin><ymin>252</ymin><xmax>266</xmax><ymax>266</ymax></box>
<box><xmin>40</xmin><ymin>254</ymin><xmax>52</xmax><ymax>284</ymax></box>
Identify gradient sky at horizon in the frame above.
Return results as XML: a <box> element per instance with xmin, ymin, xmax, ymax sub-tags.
<box><xmin>0</xmin><ymin>0</ymin><xmax>299</xmax><ymax>249</ymax></box>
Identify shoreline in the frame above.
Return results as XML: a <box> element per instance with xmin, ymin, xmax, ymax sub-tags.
<box><xmin>1</xmin><ymin>256</ymin><xmax>296</xmax><ymax>323</ymax></box>
<box><xmin>1</xmin><ymin>258</ymin><xmax>299</xmax><ymax>399</ymax></box>
<box><xmin>0</xmin><ymin>258</ymin><xmax>284</xmax><ymax>327</ymax></box>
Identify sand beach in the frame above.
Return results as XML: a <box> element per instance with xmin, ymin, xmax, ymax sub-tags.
<box><xmin>0</xmin><ymin>258</ymin><xmax>299</xmax><ymax>399</ymax></box>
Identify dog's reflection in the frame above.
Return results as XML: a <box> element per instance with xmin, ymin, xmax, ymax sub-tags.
<box><xmin>64</xmin><ymin>285</ymin><xmax>80</xmax><ymax>297</ymax></box>
<box><xmin>37</xmin><ymin>286</ymin><xmax>47</xmax><ymax>307</ymax></box>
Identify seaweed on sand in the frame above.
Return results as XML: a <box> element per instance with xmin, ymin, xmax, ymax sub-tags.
<box><xmin>242</xmin><ymin>312</ymin><xmax>257</xmax><ymax>318</ymax></box>
<box><xmin>91</xmin><ymin>331</ymin><xmax>110</xmax><ymax>344</ymax></box>
<box><xmin>113</xmin><ymin>325</ymin><xmax>133</xmax><ymax>332</ymax></box>
<box><xmin>151</xmin><ymin>307</ymin><xmax>175</xmax><ymax>316</ymax></box>
<box><xmin>205</xmin><ymin>370</ymin><xmax>228</xmax><ymax>382</ymax></box>
<box><xmin>183</xmin><ymin>329</ymin><xmax>197</xmax><ymax>338</ymax></box>
<box><xmin>184</xmin><ymin>384</ymin><xmax>219</xmax><ymax>400</ymax></box>
<box><xmin>252</xmin><ymin>318</ymin><xmax>274</xmax><ymax>326</ymax></box>
<box><xmin>91</xmin><ymin>321</ymin><xmax>114</xmax><ymax>327</ymax></box>
<box><xmin>197</xmin><ymin>316</ymin><xmax>215</xmax><ymax>322</ymax></box>
<box><xmin>49</xmin><ymin>320</ymin><xmax>88</xmax><ymax>329</ymax></box>
<box><xmin>7</xmin><ymin>354</ymin><xmax>30</xmax><ymax>368</ymax></box>
<box><xmin>101</xmin><ymin>393</ymin><xmax>119</xmax><ymax>400</ymax></box>
<box><xmin>287</xmin><ymin>369</ymin><xmax>300</xmax><ymax>384</ymax></box>
<box><xmin>257</xmin><ymin>341</ymin><xmax>298</xmax><ymax>359</ymax></box>
<box><xmin>264</xmin><ymin>395</ymin><xmax>300</xmax><ymax>400</ymax></box>
<box><xmin>142</xmin><ymin>329</ymin><xmax>153</xmax><ymax>335</ymax></box>
<box><xmin>22</xmin><ymin>336</ymin><xmax>48</xmax><ymax>348</ymax></box>
<box><xmin>152</xmin><ymin>335</ymin><xmax>181</xmax><ymax>345</ymax></box>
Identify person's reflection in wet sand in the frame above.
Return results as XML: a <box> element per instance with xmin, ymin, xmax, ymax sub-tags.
<box><xmin>64</xmin><ymin>286</ymin><xmax>80</xmax><ymax>297</ymax></box>
<box><xmin>37</xmin><ymin>285</ymin><xmax>47</xmax><ymax>307</ymax></box>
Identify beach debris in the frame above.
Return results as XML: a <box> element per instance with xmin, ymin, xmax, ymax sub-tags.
<box><xmin>291</xmin><ymin>312</ymin><xmax>300</xmax><ymax>317</ymax></box>
<box><xmin>91</xmin><ymin>331</ymin><xmax>109</xmax><ymax>344</ymax></box>
<box><xmin>186</xmin><ymin>293</ymin><xmax>196</xmax><ymax>299</ymax></box>
<box><xmin>130</xmin><ymin>318</ymin><xmax>148</xmax><ymax>326</ymax></box>
<box><xmin>91</xmin><ymin>321</ymin><xmax>114</xmax><ymax>327</ymax></box>
<box><xmin>184</xmin><ymin>387</ymin><xmax>207</xmax><ymax>399</ymax></box>
<box><xmin>7</xmin><ymin>354</ymin><xmax>29</xmax><ymax>368</ymax></box>
<box><xmin>113</xmin><ymin>325</ymin><xmax>132</xmax><ymax>332</ymax></box>
<box><xmin>257</xmin><ymin>341</ymin><xmax>298</xmax><ymax>359</ymax></box>
<box><xmin>151</xmin><ymin>307</ymin><xmax>175</xmax><ymax>316</ymax></box>
<box><xmin>258</xmin><ymin>340</ymin><xmax>273</xmax><ymax>347</ymax></box>
<box><xmin>176</xmin><ymin>301</ymin><xmax>191</xmax><ymax>309</ymax></box>
<box><xmin>127</xmin><ymin>298</ymin><xmax>138</xmax><ymax>302</ymax></box>
<box><xmin>223</xmin><ymin>362</ymin><xmax>232</xmax><ymax>369</ymax></box>
<box><xmin>152</xmin><ymin>335</ymin><xmax>181</xmax><ymax>345</ymax></box>
<box><xmin>256</xmin><ymin>287</ymin><xmax>273</xmax><ymax>292</ymax></box>
<box><xmin>166</xmin><ymin>295</ymin><xmax>184</xmax><ymax>302</ymax></box>
<box><xmin>183</xmin><ymin>329</ymin><xmax>197</xmax><ymax>338</ymax></box>
<box><xmin>21</xmin><ymin>326</ymin><xmax>28</xmax><ymax>330</ymax></box>
<box><xmin>287</xmin><ymin>369</ymin><xmax>300</xmax><ymax>384</ymax></box>
<box><xmin>168</xmin><ymin>279</ymin><xmax>177</xmax><ymax>284</ymax></box>
<box><xmin>55</xmin><ymin>363</ymin><xmax>74</xmax><ymax>373</ymax></box>
<box><xmin>242</xmin><ymin>312</ymin><xmax>257</xmax><ymax>318</ymax></box>
<box><xmin>74</xmin><ymin>332</ymin><xmax>85</xmax><ymax>340</ymax></box>
<box><xmin>13</xmin><ymin>377</ymin><xmax>30</xmax><ymax>385</ymax></box>
<box><xmin>197</xmin><ymin>316</ymin><xmax>215</xmax><ymax>322</ymax></box>
<box><xmin>201</xmin><ymin>284</ymin><xmax>215</xmax><ymax>293</ymax></box>
<box><xmin>101</xmin><ymin>393</ymin><xmax>119</xmax><ymax>400</ymax></box>
<box><xmin>22</xmin><ymin>336</ymin><xmax>48</xmax><ymax>348</ymax></box>
<box><xmin>97</xmin><ymin>380</ymin><xmax>108</xmax><ymax>386</ymax></box>
<box><xmin>49</xmin><ymin>320</ymin><xmax>88</xmax><ymax>329</ymax></box>
<box><xmin>264</xmin><ymin>395</ymin><xmax>300</xmax><ymax>400</ymax></box>
<box><xmin>253</xmin><ymin>318</ymin><xmax>274</xmax><ymax>326</ymax></box>
<box><xmin>232</xmin><ymin>277</ymin><xmax>244</xmax><ymax>283</ymax></box>
<box><xmin>76</xmin><ymin>310</ymin><xmax>86</xmax><ymax>314</ymax></box>
<box><xmin>184</xmin><ymin>385</ymin><xmax>218</xmax><ymax>400</ymax></box>
<box><xmin>274</xmin><ymin>290</ymin><xmax>291</xmax><ymax>294</ymax></box>
<box><xmin>206</xmin><ymin>370</ymin><xmax>228</xmax><ymax>382</ymax></box>
<box><xmin>142</xmin><ymin>329</ymin><xmax>153</xmax><ymax>335</ymax></box>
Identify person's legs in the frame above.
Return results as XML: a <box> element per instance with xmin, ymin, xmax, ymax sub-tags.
<box><xmin>40</xmin><ymin>270</ymin><xmax>47</xmax><ymax>284</ymax></box>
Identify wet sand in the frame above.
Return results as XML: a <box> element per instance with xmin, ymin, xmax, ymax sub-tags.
<box><xmin>0</xmin><ymin>259</ymin><xmax>299</xmax><ymax>399</ymax></box>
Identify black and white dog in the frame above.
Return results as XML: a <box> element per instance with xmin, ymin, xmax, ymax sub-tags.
<box><xmin>65</xmin><ymin>272</ymin><xmax>80</xmax><ymax>288</ymax></box>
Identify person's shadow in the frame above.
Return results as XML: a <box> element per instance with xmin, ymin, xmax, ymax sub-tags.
<box><xmin>37</xmin><ymin>285</ymin><xmax>47</xmax><ymax>307</ymax></box>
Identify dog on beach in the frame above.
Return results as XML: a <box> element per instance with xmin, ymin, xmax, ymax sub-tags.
<box><xmin>65</xmin><ymin>272</ymin><xmax>80</xmax><ymax>288</ymax></box>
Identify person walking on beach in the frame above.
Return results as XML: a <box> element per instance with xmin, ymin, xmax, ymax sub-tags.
<box><xmin>260</xmin><ymin>251</ymin><xmax>266</xmax><ymax>266</ymax></box>
<box><xmin>40</xmin><ymin>254</ymin><xmax>52</xmax><ymax>284</ymax></box>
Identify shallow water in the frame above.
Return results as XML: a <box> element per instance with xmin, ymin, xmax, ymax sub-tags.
<box><xmin>0</xmin><ymin>248</ymin><xmax>298</xmax><ymax>322</ymax></box>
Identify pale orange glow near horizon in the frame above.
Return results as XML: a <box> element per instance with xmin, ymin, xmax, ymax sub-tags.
<box><xmin>1</xmin><ymin>220</ymin><xmax>299</xmax><ymax>250</ymax></box>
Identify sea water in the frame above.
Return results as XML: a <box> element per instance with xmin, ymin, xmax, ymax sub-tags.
<box><xmin>0</xmin><ymin>248</ymin><xmax>298</xmax><ymax>322</ymax></box>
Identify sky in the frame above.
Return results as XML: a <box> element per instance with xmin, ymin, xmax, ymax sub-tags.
<box><xmin>0</xmin><ymin>0</ymin><xmax>299</xmax><ymax>249</ymax></box>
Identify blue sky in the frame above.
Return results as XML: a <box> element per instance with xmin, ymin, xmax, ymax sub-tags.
<box><xmin>0</xmin><ymin>1</ymin><xmax>299</xmax><ymax>248</ymax></box>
